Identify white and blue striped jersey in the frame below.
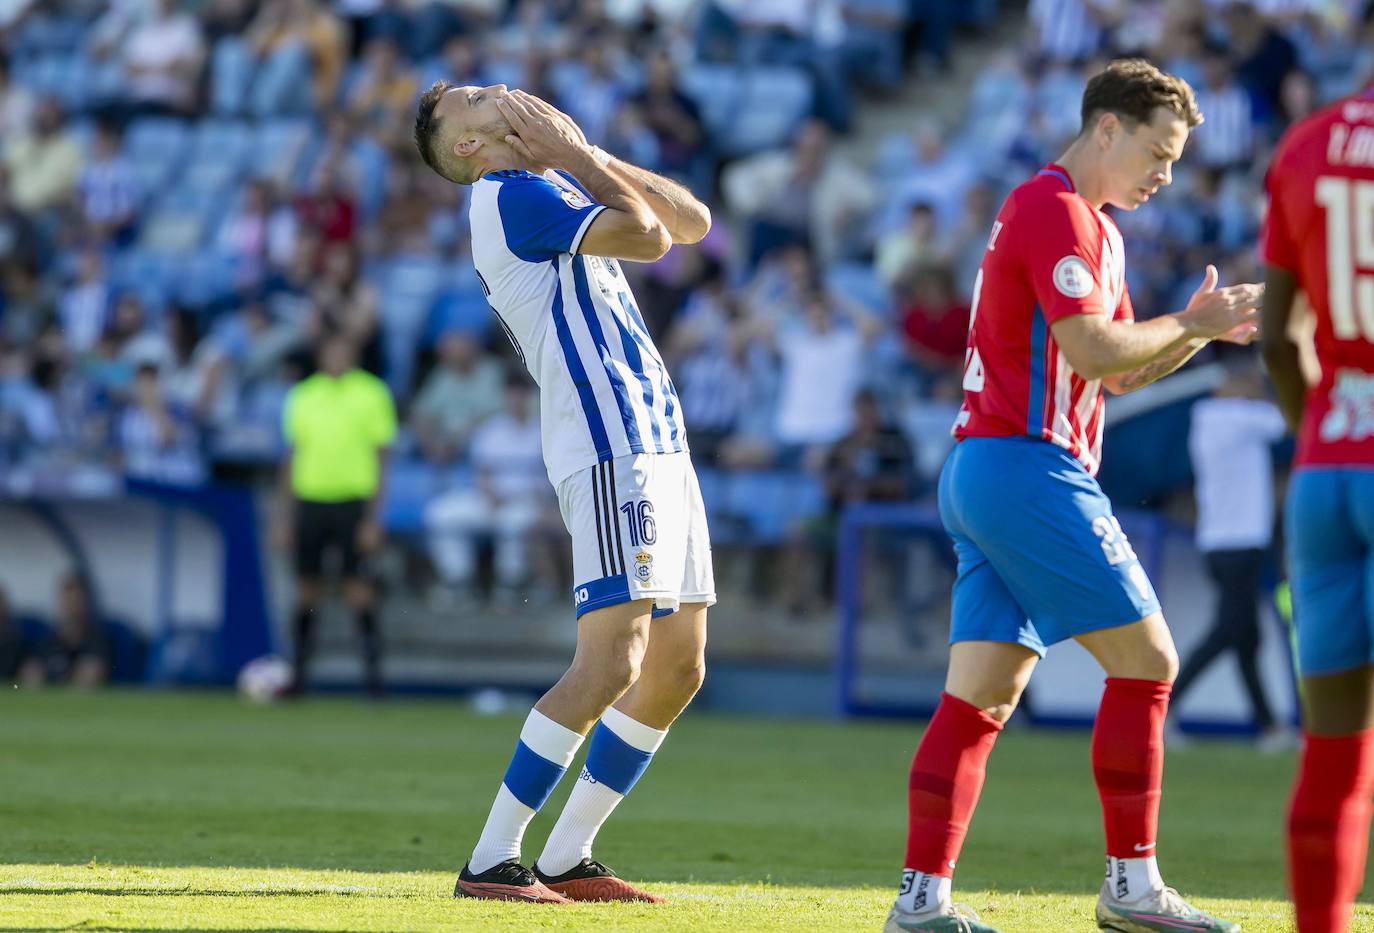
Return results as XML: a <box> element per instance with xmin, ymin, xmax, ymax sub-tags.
<box><xmin>468</xmin><ymin>168</ymin><xmax>687</xmax><ymax>487</ymax></box>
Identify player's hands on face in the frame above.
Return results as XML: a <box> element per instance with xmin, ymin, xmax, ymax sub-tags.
<box><xmin>496</xmin><ymin>92</ymin><xmax>589</xmax><ymax>169</ymax></box>
<box><xmin>510</xmin><ymin>89</ymin><xmax>588</xmax><ymax>148</ymax></box>
<box><xmin>1180</xmin><ymin>264</ymin><xmax>1264</xmax><ymax>340</ymax></box>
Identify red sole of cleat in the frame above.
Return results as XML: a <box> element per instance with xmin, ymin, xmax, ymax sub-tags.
<box><xmin>455</xmin><ymin>880</ymin><xmax>571</xmax><ymax>904</ymax></box>
<box><xmin>545</xmin><ymin>877</ymin><xmax>666</xmax><ymax>903</ymax></box>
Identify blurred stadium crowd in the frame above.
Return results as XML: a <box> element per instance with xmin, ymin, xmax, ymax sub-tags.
<box><xmin>0</xmin><ymin>0</ymin><xmax>1369</xmax><ymax>615</ymax></box>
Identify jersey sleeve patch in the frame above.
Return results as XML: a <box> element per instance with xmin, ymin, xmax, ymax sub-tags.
<box><xmin>1052</xmin><ymin>256</ymin><xmax>1094</xmax><ymax>298</ymax></box>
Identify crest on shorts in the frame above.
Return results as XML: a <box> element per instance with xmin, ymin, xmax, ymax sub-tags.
<box><xmin>634</xmin><ymin>550</ymin><xmax>653</xmax><ymax>581</ymax></box>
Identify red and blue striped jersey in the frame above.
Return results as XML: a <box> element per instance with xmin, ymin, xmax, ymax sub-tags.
<box><xmin>953</xmin><ymin>163</ymin><xmax>1134</xmax><ymax>476</ymax></box>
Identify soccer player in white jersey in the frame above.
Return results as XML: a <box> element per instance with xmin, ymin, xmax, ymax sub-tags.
<box><xmin>413</xmin><ymin>84</ymin><xmax>715</xmax><ymax>904</ymax></box>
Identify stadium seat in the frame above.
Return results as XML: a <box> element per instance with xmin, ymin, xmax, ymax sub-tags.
<box><xmin>138</xmin><ymin>185</ymin><xmax>231</xmax><ymax>255</ymax></box>
<box><xmin>678</xmin><ymin>63</ymin><xmax>743</xmax><ymax>141</ymax></box>
<box><xmin>209</xmin><ymin>38</ymin><xmax>256</xmax><ymax>117</ymax></box>
<box><xmin>173</xmin><ymin>253</ymin><xmax>239</xmax><ymax>308</ymax></box>
<box><xmin>380</xmin><ymin>255</ymin><xmax>448</xmax><ymax>395</ymax></box>
<box><xmin>425</xmin><ymin>265</ymin><xmax>491</xmax><ymax>344</ymax></box>
<box><xmin>181</xmin><ymin>120</ymin><xmax>253</xmax><ymax>192</ymax></box>
<box><xmin>839</xmin><ymin>0</ymin><xmax>908</xmax><ymax>88</ymax></box>
<box><xmin>125</xmin><ymin>117</ymin><xmax>192</xmax><ymax>193</ymax></box>
<box><xmin>248</xmin><ymin>43</ymin><xmax>313</xmax><ymax>117</ymax></box>
<box><xmin>14</xmin><ymin>13</ymin><xmax>86</xmax><ymax>54</ymax></box>
<box><xmin>349</xmin><ymin>136</ymin><xmax>391</xmax><ymax>221</ymax></box>
<box><xmin>719</xmin><ymin>66</ymin><xmax>813</xmax><ymax>156</ymax></box>
<box><xmin>251</xmin><ymin>118</ymin><xmax>314</xmax><ymax>189</ymax></box>
<box><xmin>110</xmin><ymin>249</ymin><xmax>178</xmax><ymax>308</ymax></box>
<box><xmin>725</xmin><ymin>470</ymin><xmax>826</xmax><ymax>544</ymax></box>
<box><xmin>383</xmin><ymin>457</ymin><xmax>441</xmax><ymax>535</ymax></box>
<box><xmin>28</xmin><ymin>52</ymin><xmax>91</xmax><ymax>110</ymax></box>
<box><xmin>825</xmin><ymin>262</ymin><xmax>891</xmax><ymax>317</ymax></box>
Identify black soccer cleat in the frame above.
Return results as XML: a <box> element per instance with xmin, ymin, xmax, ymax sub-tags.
<box><xmin>453</xmin><ymin>859</ymin><xmax>570</xmax><ymax>903</ymax></box>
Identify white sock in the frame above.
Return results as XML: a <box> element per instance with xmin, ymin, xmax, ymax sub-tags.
<box><xmin>896</xmin><ymin>869</ymin><xmax>953</xmax><ymax>916</ymax></box>
<box><xmin>537</xmin><ymin>706</ymin><xmax>667</xmax><ymax>876</ymax></box>
<box><xmin>469</xmin><ymin>709</ymin><xmax>584</xmax><ymax>874</ymax></box>
<box><xmin>1105</xmin><ymin>855</ymin><xmax>1165</xmax><ymax>904</ymax></box>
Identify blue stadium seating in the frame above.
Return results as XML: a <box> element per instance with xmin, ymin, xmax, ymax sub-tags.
<box><xmin>181</xmin><ymin>120</ymin><xmax>253</xmax><ymax>192</ymax></box>
<box><xmin>425</xmin><ymin>265</ymin><xmax>491</xmax><ymax>344</ymax></box>
<box><xmin>826</xmin><ymin>262</ymin><xmax>891</xmax><ymax>317</ymax></box>
<box><xmin>718</xmin><ymin>66</ymin><xmax>813</xmax><ymax>156</ymax></box>
<box><xmin>383</xmin><ymin>457</ymin><xmax>441</xmax><ymax>534</ymax></box>
<box><xmin>725</xmin><ymin>470</ymin><xmax>826</xmax><ymax>544</ymax></box>
<box><xmin>124</xmin><ymin>117</ymin><xmax>192</xmax><ymax>194</ymax></box>
<box><xmin>138</xmin><ymin>185</ymin><xmax>230</xmax><ymax>256</ymax></box>
<box><xmin>251</xmin><ymin>118</ymin><xmax>314</xmax><ymax>189</ymax></box>
<box><xmin>678</xmin><ymin>63</ymin><xmax>743</xmax><ymax>141</ymax></box>
<box><xmin>380</xmin><ymin>255</ymin><xmax>448</xmax><ymax>395</ymax></box>
<box><xmin>210</xmin><ymin>38</ymin><xmax>256</xmax><ymax>117</ymax></box>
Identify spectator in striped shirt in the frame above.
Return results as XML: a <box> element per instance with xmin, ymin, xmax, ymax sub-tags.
<box><xmin>1192</xmin><ymin>50</ymin><xmax>1254</xmax><ymax>172</ymax></box>
<box><xmin>118</xmin><ymin>362</ymin><xmax>207</xmax><ymax>488</ymax></box>
<box><xmin>77</xmin><ymin>120</ymin><xmax>140</xmax><ymax>247</ymax></box>
<box><xmin>1029</xmin><ymin>0</ymin><xmax>1118</xmax><ymax>65</ymax></box>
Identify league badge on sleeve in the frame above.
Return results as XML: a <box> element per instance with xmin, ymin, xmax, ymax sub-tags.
<box><xmin>1053</xmin><ymin>256</ymin><xmax>1094</xmax><ymax>298</ymax></box>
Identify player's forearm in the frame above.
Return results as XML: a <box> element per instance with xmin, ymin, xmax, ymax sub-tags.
<box><xmin>1104</xmin><ymin>337</ymin><xmax>1209</xmax><ymax>394</ymax></box>
<box><xmin>1063</xmin><ymin>313</ymin><xmax>1194</xmax><ymax>380</ymax></box>
<box><xmin>604</xmin><ymin>157</ymin><xmax>711</xmax><ymax>244</ymax></box>
<box><xmin>562</xmin><ymin>149</ymin><xmax>667</xmax><ymax>239</ymax></box>
<box><xmin>1262</xmin><ymin>337</ymin><xmax>1306</xmax><ymax>433</ymax></box>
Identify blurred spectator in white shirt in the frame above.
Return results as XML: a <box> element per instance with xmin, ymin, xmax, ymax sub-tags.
<box><xmin>722</xmin><ymin>119</ymin><xmax>877</xmax><ymax>265</ymax></box>
<box><xmin>121</xmin><ymin>0</ymin><xmax>206</xmax><ymax>115</ymax></box>
<box><xmin>59</xmin><ymin>250</ymin><xmax>111</xmax><ymax>356</ymax></box>
<box><xmin>425</xmin><ymin>376</ymin><xmax>548</xmax><ymax>601</ymax></box>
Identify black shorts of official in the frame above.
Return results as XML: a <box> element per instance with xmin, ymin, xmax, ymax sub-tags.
<box><xmin>295</xmin><ymin>499</ymin><xmax>367</xmax><ymax>578</ymax></box>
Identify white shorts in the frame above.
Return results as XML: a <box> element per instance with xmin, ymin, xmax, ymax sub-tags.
<box><xmin>556</xmin><ymin>452</ymin><xmax>715</xmax><ymax>619</ymax></box>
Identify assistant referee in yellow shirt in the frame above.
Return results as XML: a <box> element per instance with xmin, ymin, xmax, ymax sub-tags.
<box><xmin>277</xmin><ymin>334</ymin><xmax>396</xmax><ymax>697</ymax></box>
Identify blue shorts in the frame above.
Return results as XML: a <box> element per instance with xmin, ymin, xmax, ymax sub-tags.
<box><xmin>938</xmin><ymin>437</ymin><xmax>1161</xmax><ymax>655</ymax></box>
<box><xmin>1286</xmin><ymin>467</ymin><xmax>1374</xmax><ymax>676</ymax></box>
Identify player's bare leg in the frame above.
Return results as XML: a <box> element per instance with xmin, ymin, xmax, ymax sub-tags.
<box><xmin>886</xmin><ymin>641</ymin><xmax>1038</xmax><ymax>933</ymax></box>
<box><xmin>536</xmin><ymin>603</ymin><xmax>709</xmax><ymax>903</ymax></box>
<box><xmin>1076</xmin><ymin>613</ymin><xmax>1238</xmax><ymax>932</ymax></box>
<box><xmin>1288</xmin><ymin>664</ymin><xmax>1374</xmax><ymax>933</ymax></box>
<box><xmin>457</xmin><ymin>599</ymin><xmax>654</xmax><ymax>903</ymax></box>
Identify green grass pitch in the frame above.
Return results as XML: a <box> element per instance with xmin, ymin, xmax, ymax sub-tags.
<box><xmin>1</xmin><ymin>690</ymin><xmax>1369</xmax><ymax>931</ymax></box>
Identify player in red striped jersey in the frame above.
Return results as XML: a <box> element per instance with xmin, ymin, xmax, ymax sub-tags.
<box><xmin>1262</xmin><ymin>85</ymin><xmax>1374</xmax><ymax>933</ymax></box>
<box><xmin>886</xmin><ymin>60</ymin><xmax>1262</xmax><ymax>933</ymax></box>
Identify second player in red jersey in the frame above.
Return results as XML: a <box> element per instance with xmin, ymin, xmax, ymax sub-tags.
<box><xmin>1262</xmin><ymin>85</ymin><xmax>1374</xmax><ymax>933</ymax></box>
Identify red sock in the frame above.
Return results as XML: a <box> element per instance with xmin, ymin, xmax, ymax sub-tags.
<box><xmin>1288</xmin><ymin>729</ymin><xmax>1374</xmax><ymax>933</ymax></box>
<box><xmin>904</xmin><ymin>692</ymin><xmax>1004</xmax><ymax>875</ymax></box>
<box><xmin>1092</xmin><ymin>678</ymin><xmax>1171</xmax><ymax>857</ymax></box>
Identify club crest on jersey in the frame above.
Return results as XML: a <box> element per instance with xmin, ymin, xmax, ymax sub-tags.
<box><xmin>561</xmin><ymin>187</ymin><xmax>591</xmax><ymax>209</ymax></box>
<box><xmin>634</xmin><ymin>550</ymin><xmax>653</xmax><ymax>581</ymax></box>
<box><xmin>1053</xmin><ymin>255</ymin><xmax>1094</xmax><ymax>298</ymax></box>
